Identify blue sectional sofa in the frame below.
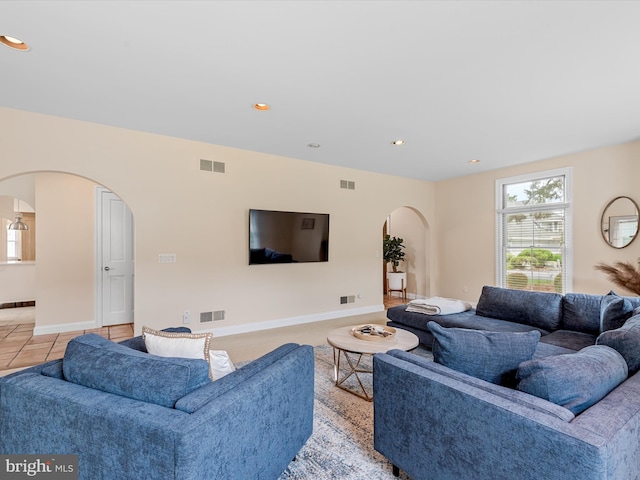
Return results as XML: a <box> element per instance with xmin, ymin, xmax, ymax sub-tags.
<box><xmin>376</xmin><ymin>286</ymin><xmax>640</xmax><ymax>479</ymax></box>
<box><xmin>0</xmin><ymin>331</ymin><xmax>314</xmax><ymax>480</ymax></box>
<box><xmin>387</xmin><ymin>285</ymin><xmax>640</xmax><ymax>353</ymax></box>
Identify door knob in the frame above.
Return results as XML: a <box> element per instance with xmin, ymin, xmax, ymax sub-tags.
<box><xmin>104</xmin><ymin>266</ymin><xmax>110</xmax><ymax>271</ymax></box>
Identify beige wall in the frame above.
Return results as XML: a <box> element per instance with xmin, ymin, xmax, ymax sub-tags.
<box><xmin>35</xmin><ymin>173</ymin><xmax>97</xmax><ymax>330</ymax></box>
<box><xmin>435</xmin><ymin>141</ymin><xmax>640</xmax><ymax>301</ymax></box>
<box><xmin>3</xmin><ymin>106</ymin><xmax>638</xmax><ymax>333</ymax></box>
<box><xmin>0</xmin><ymin>107</ymin><xmax>435</xmax><ymax>335</ymax></box>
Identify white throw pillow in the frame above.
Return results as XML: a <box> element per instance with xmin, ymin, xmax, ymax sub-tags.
<box><xmin>142</xmin><ymin>326</ymin><xmax>212</xmax><ymax>361</ymax></box>
<box><xmin>142</xmin><ymin>327</ymin><xmax>234</xmax><ymax>382</ymax></box>
<box><xmin>209</xmin><ymin>350</ymin><xmax>236</xmax><ymax>380</ymax></box>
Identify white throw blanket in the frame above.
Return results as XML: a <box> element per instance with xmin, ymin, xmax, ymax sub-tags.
<box><xmin>405</xmin><ymin>297</ymin><xmax>472</xmax><ymax>316</ymax></box>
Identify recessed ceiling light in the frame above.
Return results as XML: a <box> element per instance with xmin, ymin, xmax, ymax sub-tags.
<box><xmin>468</xmin><ymin>159</ymin><xmax>480</xmax><ymax>164</ymax></box>
<box><xmin>307</xmin><ymin>143</ymin><xmax>320</xmax><ymax>148</ymax></box>
<box><xmin>0</xmin><ymin>35</ymin><xmax>29</xmax><ymax>51</ymax></box>
<box><xmin>391</xmin><ymin>139</ymin><xmax>405</xmax><ymax>146</ymax></box>
<box><xmin>253</xmin><ymin>103</ymin><xmax>270</xmax><ymax>111</ymax></box>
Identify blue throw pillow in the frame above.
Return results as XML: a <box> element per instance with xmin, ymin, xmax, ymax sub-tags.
<box><xmin>517</xmin><ymin>345</ymin><xmax>628</xmax><ymax>415</ymax></box>
<box><xmin>597</xmin><ymin>313</ymin><xmax>640</xmax><ymax>374</ymax></box>
<box><xmin>600</xmin><ymin>293</ymin><xmax>634</xmax><ymax>333</ymax></box>
<box><xmin>428</xmin><ymin>321</ymin><xmax>540</xmax><ymax>386</ymax></box>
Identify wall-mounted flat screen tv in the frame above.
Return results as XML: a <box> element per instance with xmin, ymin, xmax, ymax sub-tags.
<box><xmin>249</xmin><ymin>209</ymin><xmax>329</xmax><ymax>264</ymax></box>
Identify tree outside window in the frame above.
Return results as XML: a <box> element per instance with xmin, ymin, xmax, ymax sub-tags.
<box><xmin>496</xmin><ymin>168</ymin><xmax>572</xmax><ymax>293</ymax></box>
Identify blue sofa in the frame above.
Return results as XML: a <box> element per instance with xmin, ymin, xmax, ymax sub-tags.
<box><xmin>376</xmin><ymin>287</ymin><xmax>640</xmax><ymax>479</ymax></box>
<box><xmin>0</xmin><ymin>331</ymin><xmax>314</xmax><ymax>480</ymax></box>
<box><xmin>387</xmin><ymin>285</ymin><xmax>640</xmax><ymax>353</ymax></box>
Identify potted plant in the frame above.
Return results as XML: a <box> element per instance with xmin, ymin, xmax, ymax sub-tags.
<box><xmin>383</xmin><ymin>235</ymin><xmax>407</xmax><ymax>295</ymax></box>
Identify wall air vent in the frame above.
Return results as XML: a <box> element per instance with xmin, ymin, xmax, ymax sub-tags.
<box><xmin>340</xmin><ymin>180</ymin><xmax>356</xmax><ymax>190</ymax></box>
<box><xmin>213</xmin><ymin>310</ymin><xmax>225</xmax><ymax>321</ymax></box>
<box><xmin>200</xmin><ymin>312</ymin><xmax>213</xmax><ymax>323</ymax></box>
<box><xmin>200</xmin><ymin>159</ymin><xmax>225</xmax><ymax>173</ymax></box>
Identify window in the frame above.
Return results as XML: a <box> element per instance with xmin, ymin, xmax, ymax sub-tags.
<box><xmin>496</xmin><ymin>168</ymin><xmax>572</xmax><ymax>293</ymax></box>
<box><xmin>7</xmin><ymin>227</ymin><xmax>21</xmax><ymax>261</ymax></box>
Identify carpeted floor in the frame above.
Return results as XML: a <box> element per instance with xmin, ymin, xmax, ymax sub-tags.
<box><xmin>278</xmin><ymin>344</ymin><xmax>432</xmax><ymax>480</ymax></box>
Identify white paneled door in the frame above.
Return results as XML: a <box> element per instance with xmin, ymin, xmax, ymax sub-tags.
<box><xmin>99</xmin><ymin>190</ymin><xmax>134</xmax><ymax>326</ymax></box>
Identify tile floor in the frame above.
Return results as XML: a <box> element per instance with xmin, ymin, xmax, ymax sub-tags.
<box><xmin>0</xmin><ymin>307</ymin><xmax>134</xmax><ymax>372</ymax></box>
<box><xmin>0</xmin><ymin>294</ymin><xmax>408</xmax><ymax>373</ymax></box>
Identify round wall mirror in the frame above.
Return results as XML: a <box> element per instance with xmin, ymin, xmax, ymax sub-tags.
<box><xmin>601</xmin><ymin>196</ymin><xmax>639</xmax><ymax>248</ymax></box>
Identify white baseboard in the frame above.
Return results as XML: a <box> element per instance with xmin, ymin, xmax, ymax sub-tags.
<box><xmin>33</xmin><ymin>320</ymin><xmax>98</xmax><ymax>336</ymax></box>
<box><xmin>31</xmin><ymin>304</ymin><xmax>387</xmax><ymax>338</ymax></box>
<box><xmin>206</xmin><ymin>304</ymin><xmax>385</xmax><ymax>337</ymax></box>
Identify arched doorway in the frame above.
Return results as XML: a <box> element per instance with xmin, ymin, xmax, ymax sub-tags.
<box><xmin>383</xmin><ymin>206</ymin><xmax>430</xmax><ymax>303</ymax></box>
<box><xmin>0</xmin><ymin>172</ymin><xmax>134</xmax><ymax>335</ymax></box>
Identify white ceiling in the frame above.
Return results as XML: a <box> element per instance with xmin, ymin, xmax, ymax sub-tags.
<box><xmin>2</xmin><ymin>0</ymin><xmax>640</xmax><ymax>181</ymax></box>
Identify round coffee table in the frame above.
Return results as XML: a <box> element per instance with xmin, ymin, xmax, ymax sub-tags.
<box><xmin>326</xmin><ymin>325</ymin><xmax>419</xmax><ymax>401</ymax></box>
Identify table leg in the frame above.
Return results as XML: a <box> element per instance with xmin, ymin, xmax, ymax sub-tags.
<box><xmin>332</xmin><ymin>347</ymin><xmax>374</xmax><ymax>401</ymax></box>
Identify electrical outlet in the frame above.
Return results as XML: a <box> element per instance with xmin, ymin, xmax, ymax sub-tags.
<box><xmin>463</xmin><ymin>286</ymin><xmax>468</xmax><ymax>293</ymax></box>
<box><xmin>158</xmin><ymin>253</ymin><xmax>176</xmax><ymax>263</ymax></box>
<box><xmin>183</xmin><ymin>310</ymin><xmax>190</xmax><ymax>324</ymax></box>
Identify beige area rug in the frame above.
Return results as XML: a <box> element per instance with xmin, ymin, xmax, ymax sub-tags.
<box><xmin>278</xmin><ymin>344</ymin><xmax>432</xmax><ymax>480</ymax></box>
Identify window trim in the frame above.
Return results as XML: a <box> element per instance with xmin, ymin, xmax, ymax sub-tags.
<box><xmin>495</xmin><ymin>167</ymin><xmax>573</xmax><ymax>293</ymax></box>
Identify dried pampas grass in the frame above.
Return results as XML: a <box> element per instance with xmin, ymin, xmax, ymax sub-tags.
<box><xmin>594</xmin><ymin>259</ymin><xmax>640</xmax><ymax>296</ymax></box>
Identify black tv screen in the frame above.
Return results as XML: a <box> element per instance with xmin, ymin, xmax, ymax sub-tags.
<box><xmin>249</xmin><ymin>209</ymin><xmax>329</xmax><ymax>264</ymax></box>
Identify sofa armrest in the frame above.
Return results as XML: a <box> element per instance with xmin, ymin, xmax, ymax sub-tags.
<box><xmin>373</xmin><ymin>352</ymin><xmax>610</xmax><ymax>480</ymax></box>
<box><xmin>171</xmin><ymin>344</ymin><xmax>314</xmax><ymax>480</ymax></box>
<box><xmin>174</xmin><ymin>342</ymin><xmax>300</xmax><ymax>412</ymax></box>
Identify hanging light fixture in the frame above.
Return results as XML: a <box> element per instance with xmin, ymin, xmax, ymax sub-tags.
<box><xmin>8</xmin><ymin>212</ymin><xmax>28</xmax><ymax>231</ymax></box>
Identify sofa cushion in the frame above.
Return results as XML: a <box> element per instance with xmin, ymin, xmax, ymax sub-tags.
<box><xmin>429</xmin><ymin>321</ymin><xmax>540</xmax><ymax>386</ymax></box>
<box><xmin>596</xmin><ymin>313</ymin><xmax>640</xmax><ymax>374</ymax></box>
<box><xmin>562</xmin><ymin>293</ymin><xmax>602</xmax><ymax>334</ymax></box>
<box><xmin>538</xmin><ymin>330</ymin><xmax>597</xmax><ymax>352</ymax></box>
<box><xmin>63</xmin><ymin>333</ymin><xmax>211</xmax><ymax>408</ymax></box>
<box><xmin>562</xmin><ymin>292</ymin><xmax>640</xmax><ymax>334</ymax></box>
<box><xmin>600</xmin><ymin>293</ymin><xmax>634</xmax><ymax>333</ymax></box>
<box><xmin>475</xmin><ymin>286</ymin><xmax>562</xmax><ymax>332</ymax></box>
<box><xmin>517</xmin><ymin>345</ymin><xmax>628</xmax><ymax>415</ymax></box>
<box><xmin>387</xmin><ymin>306</ymin><xmax>548</xmax><ymax>338</ymax></box>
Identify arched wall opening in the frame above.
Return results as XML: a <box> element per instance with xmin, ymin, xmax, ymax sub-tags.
<box><xmin>0</xmin><ymin>171</ymin><xmax>134</xmax><ymax>335</ymax></box>
<box><xmin>383</xmin><ymin>206</ymin><xmax>430</xmax><ymax>300</ymax></box>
